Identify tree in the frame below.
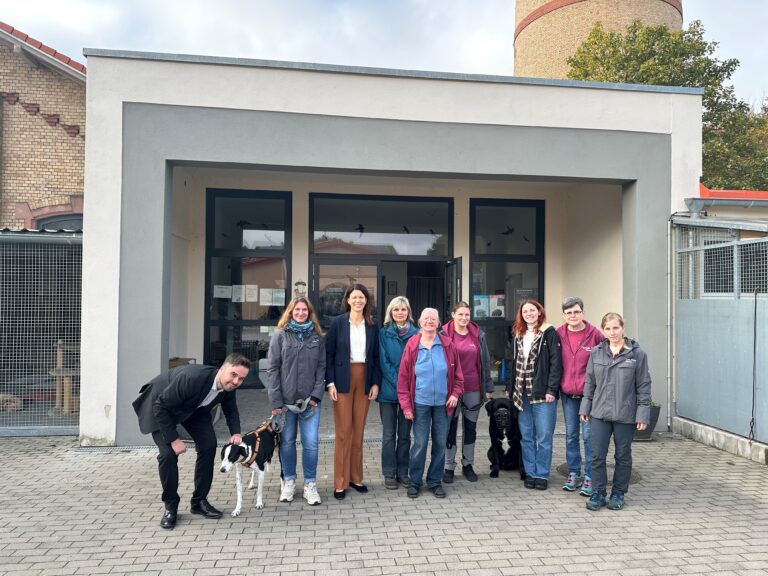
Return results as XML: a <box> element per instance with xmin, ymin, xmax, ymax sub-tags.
<box><xmin>567</xmin><ymin>20</ymin><xmax>768</xmax><ymax>190</ymax></box>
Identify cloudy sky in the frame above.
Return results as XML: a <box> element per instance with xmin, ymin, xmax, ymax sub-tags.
<box><xmin>2</xmin><ymin>0</ymin><xmax>766</xmax><ymax>106</ymax></box>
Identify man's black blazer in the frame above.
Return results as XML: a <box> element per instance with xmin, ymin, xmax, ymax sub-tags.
<box><xmin>132</xmin><ymin>364</ymin><xmax>241</xmax><ymax>444</ymax></box>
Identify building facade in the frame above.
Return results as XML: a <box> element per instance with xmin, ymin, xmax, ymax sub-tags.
<box><xmin>79</xmin><ymin>50</ymin><xmax>701</xmax><ymax>445</ymax></box>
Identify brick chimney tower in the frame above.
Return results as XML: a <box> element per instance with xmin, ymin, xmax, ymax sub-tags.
<box><xmin>514</xmin><ymin>0</ymin><xmax>683</xmax><ymax>79</ymax></box>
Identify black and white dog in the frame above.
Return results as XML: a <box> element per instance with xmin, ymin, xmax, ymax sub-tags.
<box><xmin>219</xmin><ymin>419</ymin><xmax>280</xmax><ymax>515</ymax></box>
<box><xmin>485</xmin><ymin>397</ymin><xmax>525</xmax><ymax>479</ymax></box>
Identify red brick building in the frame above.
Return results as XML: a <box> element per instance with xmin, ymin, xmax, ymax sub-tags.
<box><xmin>0</xmin><ymin>22</ymin><xmax>85</xmax><ymax>230</ymax></box>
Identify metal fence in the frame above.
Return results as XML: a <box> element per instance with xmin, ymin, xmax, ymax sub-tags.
<box><xmin>0</xmin><ymin>232</ymin><xmax>82</xmax><ymax>435</ymax></box>
<box><xmin>674</xmin><ymin>222</ymin><xmax>767</xmax><ymax>443</ymax></box>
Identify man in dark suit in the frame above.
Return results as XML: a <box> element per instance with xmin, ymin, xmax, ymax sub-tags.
<box><xmin>133</xmin><ymin>353</ymin><xmax>250</xmax><ymax>529</ymax></box>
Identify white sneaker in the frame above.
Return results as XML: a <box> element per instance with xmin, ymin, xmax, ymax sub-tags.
<box><xmin>279</xmin><ymin>479</ymin><xmax>295</xmax><ymax>502</ymax></box>
<box><xmin>303</xmin><ymin>481</ymin><xmax>321</xmax><ymax>506</ymax></box>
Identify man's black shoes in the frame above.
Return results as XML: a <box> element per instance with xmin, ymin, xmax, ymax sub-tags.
<box><xmin>190</xmin><ymin>499</ymin><xmax>223</xmax><ymax>519</ymax></box>
<box><xmin>160</xmin><ymin>508</ymin><xmax>177</xmax><ymax>529</ymax></box>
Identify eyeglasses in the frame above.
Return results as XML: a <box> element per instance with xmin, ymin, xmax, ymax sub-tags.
<box><xmin>564</xmin><ymin>310</ymin><xmax>583</xmax><ymax>316</ymax></box>
<box><xmin>421</xmin><ymin>317</ymin><xmax>439</xmax><ymax>323</ymax></box>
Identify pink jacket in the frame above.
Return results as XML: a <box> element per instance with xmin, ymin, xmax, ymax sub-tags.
<box><xmin>397</xmin><ymin>332</ymin><xmax>464</xmax><ymax>416</ymax></box>
<box><xmin>557</xmin><ymin>321</ymin><xmax>604</xmax><ymax>397</ymax></box>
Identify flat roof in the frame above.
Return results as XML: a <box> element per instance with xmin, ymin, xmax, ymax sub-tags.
<box><xmin>672</xmin><ymin>214</ymin><xmax>768</xmax><ymax>233</ymax></box>
<box><xmin>83</xmin><ymin>48</ymin><xmax>703</xmax><ymax>96</ymax></box>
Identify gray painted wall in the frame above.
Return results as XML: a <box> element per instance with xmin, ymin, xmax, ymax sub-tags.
<box><xmin>116</xmin><ymin>103</ymin><xmax>672</xmax><ymax>445</ymax></box>
<box><xmin>677</xmin><ymin>299</ymin><xmax>767</xmax><ymax>442</ymax></box>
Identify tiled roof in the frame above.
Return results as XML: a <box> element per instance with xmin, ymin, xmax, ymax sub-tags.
<box><xmin>0</xmin><ymin>21</ymin><xmax>86</xmax><ymax>75</ymax></box>
<box><xmin>700</xmin><ymin>183</ymin><xmax>768</xmax><ymax>201</ymax></box>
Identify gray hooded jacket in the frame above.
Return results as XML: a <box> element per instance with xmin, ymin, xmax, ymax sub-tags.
<box><xmin>579</xmin><ymin>338</ymin><xmax>652</xmax><ymax>425</ymax></box>
<box><xmin>266</xmin><ymin>329</ymin><xmax>326</xmax><ymax>410</ymax></box>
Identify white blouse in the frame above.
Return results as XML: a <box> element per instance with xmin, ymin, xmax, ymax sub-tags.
<box><xmin>349</xmin><ymin>319</ymin><xmax>367</xmax><ymax>362</ymax></box>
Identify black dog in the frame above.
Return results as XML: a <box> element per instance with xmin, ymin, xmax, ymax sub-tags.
<box><xmin>485</xmin><ymin>397</ymin><xmax>525</xmax><ymax>480</ymax></box>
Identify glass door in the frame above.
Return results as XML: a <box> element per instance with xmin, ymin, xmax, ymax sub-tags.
<box><xmin>312</xmin><ymin>262</ymin><xmax>379</xmax><ymax>327</ymax></box>
<box><xmin>204</xmin><ymin>189</ymin><xmax>291</xmax><ymax>388</ymax></box>
<box><xmin>444</xmin><ymin>257</ymin><xmax>462</xmax><ymax>320</ymax></box>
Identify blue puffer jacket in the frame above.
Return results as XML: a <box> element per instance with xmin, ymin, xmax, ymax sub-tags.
<box><xmin>378</xmin><ymin>321</ymin><xmax>419</xmax><ymax>403</ymax></box>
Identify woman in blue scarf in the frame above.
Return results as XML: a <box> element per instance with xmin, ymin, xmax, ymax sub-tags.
<box><xmin>377</xmin><ymin>296</ymin><xmax>419</xmax><ymax>489</ymax></box>
<box><xmin>266</xmin><ymin>297</ymin><xmax>326</xmax><ymax>505</ymax></box>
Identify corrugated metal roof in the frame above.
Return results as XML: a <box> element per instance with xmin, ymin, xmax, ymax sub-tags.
<box><xmin>0</xmin><ymin>228</ymin><xmax>82</xmax><ymax>234</ymax></box>
<box><xmin>671</xmin><ymin>215</ymin><xmax>768</xmax><ymax>233</ymax></box>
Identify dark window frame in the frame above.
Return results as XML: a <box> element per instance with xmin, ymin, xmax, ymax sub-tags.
<box><xmin>204</xmin><ymin>188</ymin><xmax>292</xmax><ymax>366</ymax></box>
<box><xmin>308</xmin><ymin>192</ymin><xmax>455</xmax><ymax>325</ymax></box>
<box><xmin>469</xmin><ymin>197</ymin><xmax>545</xmax><ymax>325</ymax></box>
<box><xmin>36</xmin><ymin>214</ymin><xmax>83</xmax><ymax>231</ymax></box>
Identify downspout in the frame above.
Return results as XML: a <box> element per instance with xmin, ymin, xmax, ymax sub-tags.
<box><xmin>666</xmin><ymin>215</ymin><xmax>674</xmax><ymax>431</ymax></box>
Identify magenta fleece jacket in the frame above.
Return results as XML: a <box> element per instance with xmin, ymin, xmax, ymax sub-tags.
<box><xmin>556</xmin><ymin>321</ymin><xmax>604</xmax><ymax>397</ymax></box>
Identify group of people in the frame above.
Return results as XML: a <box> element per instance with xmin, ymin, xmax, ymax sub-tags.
<box><xmin>506</xmin><ymin>297</ymin><xmax>652</xmax><ymax>513</ymax></box>
<box><xmin>134</xmin><ymin>284</ymin><xmax>652</xmax><ymax>529</ymax></box>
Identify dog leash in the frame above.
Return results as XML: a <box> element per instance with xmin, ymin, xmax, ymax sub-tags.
<box><xmin>283</xmin><ymin>397</ymin><xmax>313</xmax><ymax>414</ymax></box>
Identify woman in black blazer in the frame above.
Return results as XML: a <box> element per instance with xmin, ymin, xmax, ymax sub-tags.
<box><xmin>325</xmin><ymin>283</ymin><xmax>381</xmax><ymax>500</ymax></box>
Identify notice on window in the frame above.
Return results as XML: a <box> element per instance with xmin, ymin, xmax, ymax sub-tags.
<box><xmin>245</xmin><ymin>285</ymin><xmax>259</xmax><ymax>302</ymax></box>
<box><xmin>473</xmin><ymin>295</ymin><xmax>490</xmax><ymax>319</ymax></box>
<box><xmin>489</xmin><ymin>295</ymin><xmax>505</xmax><ymax>319</ymax></box>
<box><xmin>232</xmin><ymin>285</ymin><xmax>244</xmax><ymax>303</ymax></box>
<box><xmin>514</xmin><ymin>289</ymin><xmax>535</xmax><ymax>312</ymax></box>
<box><xmin>260</xmin><ymin>288</ymin><xmax>285</xmax><ymax>306</ymax></box>
<box><xmin>271</xmin><ymin>289</ymin><xmax>285</xmax><ymax>306</ymax></box>
<box><xmin>213</xmin><ymin>285</ymin><xmax>232</xmax><ymax>299</ymax></box>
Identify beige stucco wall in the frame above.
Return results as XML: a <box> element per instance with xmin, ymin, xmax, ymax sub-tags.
<box><xmin>515</xmin><ymin>0</ymin><xmax>683</xmax><ymax>80</ymax></box>
<box><xmin>168</xmin><ymin>166</ymin><xmax>622</xmax><ymax>362</ymax></box>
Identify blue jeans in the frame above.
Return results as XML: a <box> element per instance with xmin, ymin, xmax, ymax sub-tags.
<box><xmin>379</xmin><ymin>402</ymin><xmax>411</xmax><ymax>479</ymax></box>
<box><xmin>409</xmin><ymin>403</ymin><xmax>450</xmax><ymax>489</ymax></box>
<box><xmin>517</xmin><ymin>394</ymin><xmax>557</xmax><ymax>479</ymax></box>
<box><xmin>280</xmin><ymin>404</ymin><xmax>321</xmax><ymax>483</ymax></box>
<box><xmin>590</xmin><ymin>417</ymin><xmax>634</xmax><ymax>496</ymax></box>
<box><xmin>561</xmin><ymin>394</ymin><xmax>591</xmax><ymax>478</ymax></box>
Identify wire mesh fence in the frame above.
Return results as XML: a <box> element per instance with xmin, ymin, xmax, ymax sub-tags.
<box><xmin>674</xmin><ymin>221</ymin><xmax>767</xmax><ymax>443</ymax></box>
<box><xmin>0</xmin><ymin>232</ymin><xmax>81</xmax><ymax>434</ymax></box>
<box><xmin>675</xmin><ymin>224</ymin><xmax>768</xmax><ymax>300</ymax></box>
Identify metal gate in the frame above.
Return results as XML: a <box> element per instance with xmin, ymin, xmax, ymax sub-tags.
<box><xmin>674</xmin><ymin>221</ymin><xmax>767</xmax><ymax>443</ymax></box>
<box><xmin>0</xmin><ymin>231</ymin><xmax>82</xmax><ymax>436</ymax></box>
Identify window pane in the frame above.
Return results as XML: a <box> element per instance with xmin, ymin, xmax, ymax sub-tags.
<box><xmin>37</xmin><ymin>215</ymin><xmax>83</xmax><ymax>231</ymax></box>
<box><xmin>316</xmin><ymin>264</ymin><xmax>377</xmax><ymax>323</ymax></box>
<box><xmin>480</xmin><ymin>324</ymin><xmax>512</xmax><ymax>385</ymax></box>
<box><xmin>208</xmin><ymin>325</ymin><xmax>272</xmax><ymax>388</ymax></box>
<box><xmin>210</xmin><ymin>257</ymin><xmax>287</xmax><ymax>321</ymax></box>
<box><xmin>313</xmin><ymin>197</ymin><xmax>449</xmax><ymax>256</ymax></box>
<box><xmin>474</xmin><ymin>205</ymin><xmax>537</xmax><ymax>255</ymax></box>
<box><xmin>472</xmin><ymin>261</ymin><xmax>539</xmax><ymax>321</ymax></box>
<box><xmin>213</xmin><ymin>196</ymin><xmax>285</xmax><ymax>250</ymax></box>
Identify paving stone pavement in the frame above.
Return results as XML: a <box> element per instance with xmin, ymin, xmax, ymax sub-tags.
<box><xmin>1</xmin><ymin>391</ymin><xmax>767</xmax><ymax>576</ymax></box>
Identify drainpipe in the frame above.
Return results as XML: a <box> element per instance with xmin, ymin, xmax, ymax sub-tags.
<box><xmin>666</xmin><ymin>215</ymin><xmax>674</xmax><ymax>431</ymax></box>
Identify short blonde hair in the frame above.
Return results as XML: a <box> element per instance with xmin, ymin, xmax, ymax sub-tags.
<box><xmin>384</xmin><ymin>296</ymin><xmax>414</xmax><ymax>325</ymax></box>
